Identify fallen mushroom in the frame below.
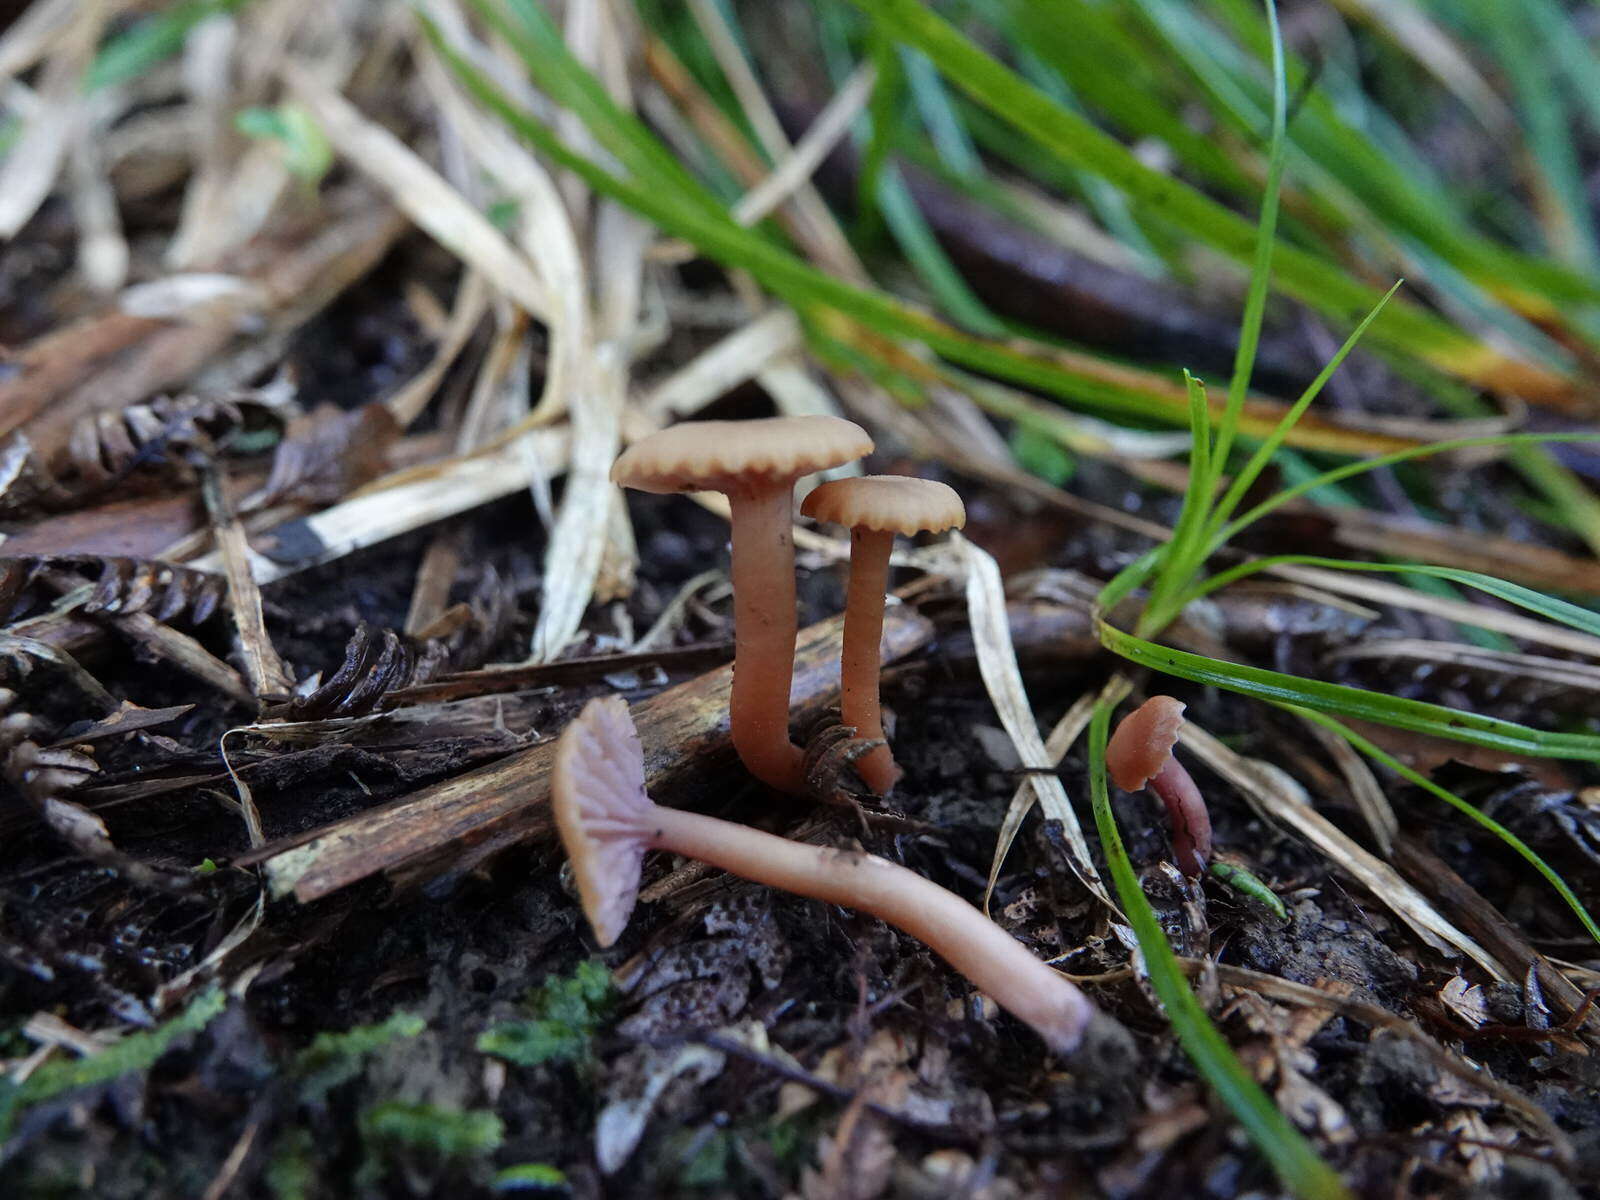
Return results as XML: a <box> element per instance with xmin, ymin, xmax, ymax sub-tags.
<box><xmin>553</xmin><ymin>695</ymin><xmax>1100</xmax><ymax>1055</ymax></box>
<box><xmin>612</xmin><ymin>417</ymin><xmax>872</xmax><ymax>794</ymax></box>
<box><xmin>1105</xmin><ymin>696</ymin><xmax>1212</xmax><ymax>877</ymax></box>
<box><xmin>800</xmin><ymin>475</ymin><xmax>965</xmax><ymax>794</ymax></box>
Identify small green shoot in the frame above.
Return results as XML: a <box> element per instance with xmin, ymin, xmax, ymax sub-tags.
<box><xmin>494</xmin><ymin>1162</ymin><xmax>569</xmax><ymax>1192</ymax></box>
<box><xmin>1208</xmin><ymin>861</ymin><xmax>1289</xmax><ymax>920</ymax></box>
<box><xmin>1009</xmin><ymin>425</ymin><xmax>1075</xmax><ymax>487</ymax></box>
<box><xmin>487</xmin><ymin>198</ymin><xmax>522</xmax><ymax>232</ymax></box>
<box><xmin>235</xmin><ymin>104</ymin><xmax>333</xmax><ymax>184</ymax></box>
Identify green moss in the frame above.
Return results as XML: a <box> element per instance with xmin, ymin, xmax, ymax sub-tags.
<box><xmin>360</xmin><ymin>1101</ymin><xmax>504</xmax><ymax>1158</ymax></box>
<box><xmin>476</xmin><ymin>960</ymin><xmax>614</xmax><ymax>1069</ymax></box>
<box><xmin>0</xmin><ymin>989</ymin><xmax>227</xmax><ymax>1139</ymax></box>
<box><xmin>292</xmin><ymin>1011</ymin><xmax>426</xmax><ymax>1101</ymax></box>
<box><xmin>676</xmin><ymin>1132</ymin><xmax>732</xmax><ymax>1188</ymax></box>
<box><xmin>265</xmin><ymin>1129</ymin><xmax>317</xmax><ymax>1200</ymax></box>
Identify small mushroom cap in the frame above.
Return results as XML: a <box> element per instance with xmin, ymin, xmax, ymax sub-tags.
<box><xmin>551</xmin><ymin>696</ymin><xmax>655</xmax><ymax>948</ymax></box>
<box><xmin>1105</xmin><ymin>696</ymin><xmax>1186</xmax><ymax>791</ymax></box>
<box><xmin>800</xmin><ymin>475</ymin><xmax>966</xmax><ymax>534</ymax></box>
<box><xmin>611</xmin><ymin>416</ymin><xmax>872</xmax><ymax>495</ymax></box>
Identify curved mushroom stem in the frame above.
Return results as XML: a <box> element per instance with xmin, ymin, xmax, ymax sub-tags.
<box><xmin>1147</xmin><ymin>757</ymin><xmax>1212</xmax><ymax>877</ymax></box>
<box><xmin>840</xmin><ymin>527</ymin><xmax>899</xmax><ymax>795</ymax></box>
<box><xmin>727</xmin><ymin>484</ymin><xmax>806</xmax><ymax>793</ymax></box>
<box><xmin>648</xmin><ymin>804</ymin><xmax>1095</xmax><ymax>1053</ymax></box>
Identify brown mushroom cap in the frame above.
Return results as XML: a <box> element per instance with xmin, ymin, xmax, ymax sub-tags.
<box><xmin>611</xmin><ymin>416</ymin><xmax>873</xmax><ymax>495</ymax></box>
<box><xmin>1105</xmin><ymin>695</ymin><xmax>1186</xmax><ymax>792</ymax></box>
<box><xmin>551</xmin><ymin>696</ymin><xmax>654</xmax><ymax>948</ymax></box>
<box><xmin>800</xmin><ymin>475</ymin><xmax>966</xmax><ymax>534</ymax></box>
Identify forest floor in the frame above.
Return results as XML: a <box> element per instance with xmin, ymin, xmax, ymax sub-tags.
<box><xmin>3</xmin><ymin>3</ymin><xmax>1600</xmax><ymax>1198</ymax></box>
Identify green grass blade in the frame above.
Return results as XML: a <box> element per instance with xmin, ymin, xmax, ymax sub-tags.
<box><xmin>857</xmin><ymin>26</ymin><xmax>902</xmax><ymax>242</ymax></box>
<box><xmin>901</xmin><ymin>45</ymin><xmax>981</xmax><ymax>176</ymax></box>
<box><xmin>1465</xmin><ymin>1</ymin><xmax>1597</xmax><ymax>270</ymax></box>
<box><xmin>1149</xmin><ymin>0</ymin><xmax>1600</xmax><ymax>316</ymax></box>
<box><xmin>89</xmin><ymin>0</ymin><xmax>248</xmax><ymax>91</ymax></box>
<box><xmin>876</xmin><ymin>166</ymin><xmax>1010</xmax><ymax>336</ymax></box>
<box><xmin>1213</xmin><ymin>432</ymin><xmax>1600</xmax><ymax>553</ymax></box>
<box><xmin>1186</xmin><ymin>557</ymin><xmax>1600</xmax><ymax>635</ymax></box>
<box><xmin>1087</xmin><ymin>700</ymin><xmax>1350</xmax><ymax>1200</ymax></box>
<box><xmin>472</xmin><ymin>0</ymin><xmax>725</xmax><ymax>214</ymax></box>
<box><xmin>841</xmin><ymin>0</ymin><xmax>1567</xmax><ymax>396</ymax></box>
<box><xmin>1097</xmin><ymin>622</ymin><xmax>1600</xmax><ymax>763</ymax></box>
<box><xmin>1142</xmin><ymin>371</ymin><xmax>1217</xmax><ymax>635</ymax></box>
<box><xmin>1287</xmin><ymin>706</ymin><xmax>1600</xmax><ymax>945</ymax></box>
<box><xmin>1209</xmin><ymin>0</ymin><xmax>1287</xmax><ymax>476</ymax></box>
<box><xmin>1207</xmin><ymin>282</ymin><xmax>1403</xmax><ymax>541</ymax></box>
<box><xmin>1503</xmin><ymin>441</ymin><xmax>1600</xmax><ymax>561</ymax></box>
<box><xmin>427</xmin><ymin>18</ymin><xmax>1418</xmax><ymax>454</ymax></box>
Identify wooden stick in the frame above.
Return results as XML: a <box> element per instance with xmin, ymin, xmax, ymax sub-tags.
<box><xmin>253</xmin><ymin>604</ymin><xmax>935</xmax><ymax>902</ymax></box>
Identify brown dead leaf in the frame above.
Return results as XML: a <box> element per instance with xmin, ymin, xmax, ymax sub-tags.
<box><xmin>777</xmin><ymin>1027</ymin><xmax>912</xmax><ymax>1119</ymax></box>
<box><xmin>1439</xmin><ymin>977</ymin><xmax>1491</xmax><ymax>1030</ymax></box>
<box><xmin>1444</xmin><ymin>1110</ymin><xmax>1508</xmax><ymax>1186</ymax></box>
<box><xmin>258</xmin><ymin>401</ymin><xmax>400</xmax><ymax>507</ymax></box>
<box><xmin>799</xmin><ymin>1069</ymin><xmax>909</xmax><ymax>1200</ymax></box>
<box><xmin>1226</xmin><ymin>991</ymin><xmax>1352</xmax><ymax>1144</ymax></box>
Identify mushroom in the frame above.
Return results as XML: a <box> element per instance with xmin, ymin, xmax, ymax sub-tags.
<box><xmin>553</xmin><ymin>695</ymin><xmax>1099</xmax><ymax>1054</ymax></box>
<box><xmin>1105</xmin><ymin>696</ymin><xmax>1212</xmax><ymax>877</ymax></box>
<box><xmin>612</xmin><ymin>416</ymin><xmax>872</xmax><ymax>794</ymax></box>
<box><xmin>800</xmin><ymin>476</ymin><xmax>965</xmax><ymax>794</ymax></box>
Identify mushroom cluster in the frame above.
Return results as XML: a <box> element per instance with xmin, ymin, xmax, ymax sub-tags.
<box><xmin>558</xmin><ymin>420</ymin><xmax>1211</xmax><ymax>1055</ymax></box>
<box><xmin>612</xmin><ymin>417</ymin><xmax>961</xmax><ymax>797</ymax></box>
<box><xmin>612</xmin><ymin>416</ymin><xmax>873</xmax><ymax>794</ymax></box>
<box><xmin>585</xmin><ymin>418</ymin><xmax>1114</xmax><ymax>1050</ymax></box>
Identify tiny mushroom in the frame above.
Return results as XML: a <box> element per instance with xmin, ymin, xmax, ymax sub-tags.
<box><xmin>552</xmin><ymin>695</ymin><xmax>1100</xmax><ymax>1055</ymax></box>
<box><xmin>611</xmin><ymin>416</ymin><xmax>872</xmax><ymax>794</ymax></box>
<box><xmin>800</xmin><ymin>475</ymin><xmax>965</xmax><ymax>794</ymax></box>
<box><xmin>1105</xmin><ymin>696</ymin><xmax>1213</xmax><ymax>877</ymax></box>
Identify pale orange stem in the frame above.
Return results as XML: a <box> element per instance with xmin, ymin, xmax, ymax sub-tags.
<box><xmin>727</xmin><ymin>484</ymin><xmax>806</xmax><ymax>793</ymax></box>
<box><xmin>840</xmin><ymin>527</ymin><xmax>899</xmax><ymax>794</ymax></box>
<box><xmin>650</xmin><ymin>804</ymin><xmax>1094</xmax><ymax>1053</ymax></box>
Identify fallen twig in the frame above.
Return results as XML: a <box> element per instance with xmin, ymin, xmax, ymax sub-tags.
<box><xmin>245</xmin><ymin>604</ymin><xmax>935</xmax><ymax>902</ymax></box>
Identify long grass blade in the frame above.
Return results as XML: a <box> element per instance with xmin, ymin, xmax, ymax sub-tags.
<box><xmin>1287</xmin><ymin>706</ymin><xmax>1600</xmax><ymax>945</ymax></box>
<box><xmin>1087</xmin><ymin>699</ymin><xmax>1351</xmax><ymax>1200</ymax></box>
<box><xmin>1186</xmin><ymin>557</ymin><xmax>1600</xmax><ymax>640</ymax></box>
<box><xmin>426</xmin><ymin>17</ymin><xmax>1429</xmax><ymax>455</ymax></box>
<box><xmin>1209</xmin><ymin>0</ymin><xmax>1286</xmax><ymax>476</ymax></box>
<box><xmin>841</xmin><ymin>0</ymin><xmax>1571</xmax><ymax>400</ymax></box>
<box><xmin>1097</xmin><ymin>622</ymin><xmax>1600</xmax><ymax>763</ymax></box>
<box><xmin>1214</xmin><ymin>432</ymin><xmax>1600</xmax><ymax>553</ymax></box>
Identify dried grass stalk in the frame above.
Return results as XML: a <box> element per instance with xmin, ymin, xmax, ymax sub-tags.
<box><xmin>283</xmin><ymin>64</ymin><xmax>551</xmax><ymax>320</ymax></box>
<box><xmin>1178</xmin><ymin>722</ymin><xmax>1509</xmax><ymax>979</ymax></box>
